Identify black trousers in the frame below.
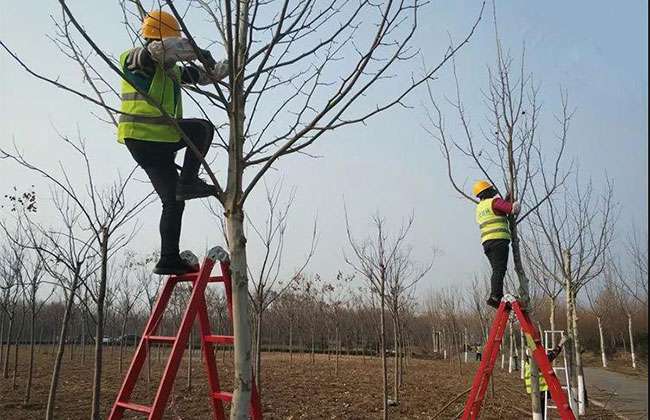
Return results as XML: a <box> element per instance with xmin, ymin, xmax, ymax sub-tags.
<box><xmin>483</xmin><ymin>239</ymin><xmax>510</xmax><ymax>298</ymax></box>
<box><xmin>125</xmin><ymin>118</ymin><xmax>214</xmax><ymax>258</ymax></box>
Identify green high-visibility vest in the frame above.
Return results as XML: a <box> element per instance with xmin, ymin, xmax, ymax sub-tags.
<box><xmin>524</xmin><ymin>360</ymin><xmax>548</xmax><ymax>393</ymax></box>
<box><xmin>117</xmin><ymin>49</ymin><xmax>183</xmax><ymax>144</ymax></box>
<box><xmin>475</xmin><ymin>198</ymin><xmax>511</xmax><ymax>243</ymax></box>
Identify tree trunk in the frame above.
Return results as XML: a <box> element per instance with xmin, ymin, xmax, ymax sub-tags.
<box><xmin>46</xmin><ymin>273</ymin><xmax>80</xmax><ymax>420</ymax></box>
<box><xmin>452</xmin><ymin>324</ymin><xmax>463</xmax><ymax>376</ymax></box>
<box><xmin>464</xmin><ymin>327</ymin><xmax>468</xmax><ymax>363</ymax></box>
<box><xmin>334</xmin><ymin>325</ymin><xmax>341</xmax><ymax>375</ymax></box>
<box><xmin>379</xmin><ymin>289</ymin><xmax>388</xmax><ymax>420</ymax></box>
<box><xmin>392</xmin><ymin>313</ymin><xmax>399</xmax><ymax>403</ymax></box>
<box><xmin>91</xmin><ymin>229</ymin><xmax>109</xmax><ymax>420</ymax></box>
<box><xmin>310</xmin><ymin>328</ymin><xmax>315</xmax><ymax>364</ymax></box>
<box><xmin>510</xmin><ymin>222</ymin><xmax>542</xmax><ymax>419</ymax></box>
<box><xmin>226</xmin><ymin>209</ymin><xmax>253</xmax><ymax>419</ymax></box>
<box><xmin>597</xmin><ymin>316</ymin><xmax>607</xmax><ymax>368</ymax></box>
<box><xmin>563</xmin><ymin>249</ymin><xmax>578</xmax><ymax>413</ymax></box>
<box><xmin>549</xmin><ymin>296</ymin><xmax>556</xmax><ymax>348</ymax></box>
<box><xmin>50</xmin><ymin>330</ymin><xmax>55</xmax><ymax>355</ymax></box>
<box><xmin>69</xmin><ymin>306</ymin><xmax>75</xmax><ymax>362</ymax></box>
<box><xmin>25</xmin><ymin>303</ymin><xmax>36</xmax><ymax>404</ymax></box>
<box><xmin>187</xmin><ymin>327</ymin><xmax>193</xmax><ymax>389</ymax></box>
<box><xmin>0</xmin><ymin>311</ymin><xmax>5</xmax><ymax>367</ymax></box>
<box><xmin>119</xmin><ymin>315</ymin><xmax>128</xmax><ymax>374</ymax></box>
<box><xmin>289</xmin><ymin>315</ymin><xmax>294</xmax><ymax>366</ymax></box>
<box><xmin>572</xmin><ymin>305</ymin><xmax>586</xmax><ymax>415</ymax></box>
<box><xmin>520</xmin><ymin>329</ymin><xmax>525</xmax><ymax>379</ymax></box>
<box><xmin>254</xmin><ymin>309</ymin><xmax>262</xmax><ymax>390</ymax></box>
<box><xmin>508</xmin><ymin>320</ymin><xmax>514</xmax><ymax>373</ymax></box>
<box><xmin>13</xmin><ymin>306</ymin><xmax>27</xmax><ymax>390</ymax></box>
<box><xmin>3</xmin><ymin>313</ymin><xmax>14</xmax><ymax>378</ymax></box>
<box><xmin>81</xmin><ymin>305</ymin><xmax>86</xmax><ymax>365</ymax></box>
<box><xmin>442</xmin><ymin>329</ymin><xmax>447</xmax><ymax>360</ymax></box>
<box><xmin>627</xmin><ymin>313</ymin><xmax>636</xmax><ymax>369</ymax></box>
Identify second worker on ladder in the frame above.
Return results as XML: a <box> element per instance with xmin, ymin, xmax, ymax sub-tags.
<box><xmin>472</xmin><ymin>180</ymin><xmax>521</xmax><ymax>308</ymax></box>
<box><xmin>524</xmin><ymin>340</ymin><xmax>565</xmax><ymax>416</ymax></box>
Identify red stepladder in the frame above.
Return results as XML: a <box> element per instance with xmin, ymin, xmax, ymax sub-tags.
<box><xmin>462</xmin><ymin>295</ymin><xmax>575</xmax><ymax>420</ymax></box>
<box><xmin>108</xmin><ymin>246</ymin><xmax>262</xmax><ymax>420</ymax></box>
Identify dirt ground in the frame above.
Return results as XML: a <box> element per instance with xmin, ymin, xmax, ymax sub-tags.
<box><xmin>1</xmin><ymin>345</ymin><xmax>616</xmax><ymax>419</ymax></box>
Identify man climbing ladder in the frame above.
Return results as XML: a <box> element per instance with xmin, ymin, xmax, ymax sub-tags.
<box><xmin>472</xmin><ymin>180</ymin><xmax>521</xmax><ymax>308</ymax></box>
<box><xmin>118</xmin><ymin>10</ymin><xmax>228</xmax><ymax>275</ymax></box>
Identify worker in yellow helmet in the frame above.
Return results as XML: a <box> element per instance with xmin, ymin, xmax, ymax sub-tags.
<box><xmin>472</xmin><ymin>180</ymin><xmax>521</xmax><ymax>308</ymax></box>
<box><xmin>118</xmin><ymin>10</ymin><xmax>228</xmax><ymax>275</ymax></box>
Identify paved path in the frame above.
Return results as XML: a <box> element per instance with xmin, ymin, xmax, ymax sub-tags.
<box><xmin>585</xmin><ymin>367</ymin><xmax>648</xmax><ymax>419</ymax></box>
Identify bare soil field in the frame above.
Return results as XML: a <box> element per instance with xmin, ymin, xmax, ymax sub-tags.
<box><xmin>1</xmin><ymin>346</ymin><xmax>615</xmax><ymax>419</ymax></box>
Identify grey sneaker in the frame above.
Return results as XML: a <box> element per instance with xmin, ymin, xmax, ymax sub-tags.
<box><xmin>176</xmin><ymin>178</ymin><xmax>216</xmax><ymax>201</ymax></box>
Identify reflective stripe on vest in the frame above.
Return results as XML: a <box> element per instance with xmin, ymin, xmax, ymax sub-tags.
<box><xmin>524</xmin><ymin>361</ymin><xmax>548</xmax><ymax>393</ymax></box>
<box><xmin>119</xmin><ymin>114</ymin><xmax>172</xmax><ymax>125</ymax></box>
<box><xmin>475</xmin><ymin>198</ymin><xmax>511</xmax><ymax>243</ymax></box>
<box><xmin>117</xmin><ymin>49</ymin><xmax>183</xmax><ymax>144</ymax></box>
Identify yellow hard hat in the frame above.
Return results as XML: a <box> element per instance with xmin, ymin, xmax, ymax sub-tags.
<box><xmin>472</xmin><ymin>180</ymin><xmax>493</xmax><ymax>197</ymax></box>
<box><xmin>141</xmin><ymin>10</ymin><xmax>181</xmax><ymax>40</ymax></box>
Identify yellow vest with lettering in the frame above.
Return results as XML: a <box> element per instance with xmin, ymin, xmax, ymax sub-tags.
<box><xmin>475</xmin><ymin>198</ymin><xmax>511</xmax><ymax>243</ymax></box>
<box><xmin>117</xmin><ymin>49</ymin><xmax>183</xmax><ymax>143</ymax></box>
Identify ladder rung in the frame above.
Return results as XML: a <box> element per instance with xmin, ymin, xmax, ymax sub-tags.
<box><xmin>146</xmin><ymin>335</ymin><xmax>176</xmax><ymax>343</ymax></box>
<box><xmin>116</xmin><ymin>401</ymin><xmax>152</xmax><ymax>414</ymax></box>
<box><xmin>213</xmin><ymin>391</ymin><xmax>233</xmax><ymax>402</ymax></box>
<box><xmin>171</xmin><ymin>273</ymin><xmax>200</xmax><ymax>282</ymax></box>
<box><xmin>172</xmin><ymin>274</ymin><xmax>225</xmax><ymax>283</ymax></box>
<box><xmin>204</xmin><ymin>335</ymin><xmax>234</xmax><ymax>345</ymax></box>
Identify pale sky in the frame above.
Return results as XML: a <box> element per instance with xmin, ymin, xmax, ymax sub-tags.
<box><xmin>1</xmin><ymin>1</ymin><xmax>647</xmax><ymax>296</ymax></box>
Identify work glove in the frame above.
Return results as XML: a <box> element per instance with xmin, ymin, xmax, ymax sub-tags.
<box><xmin>199</xmin><ymin>49</ymin><xmax>217</xmax><ymax>71</ymax></box>
<box><xmin>512</xmin><ymin>201</ymin><xmax>521</xmax><ymax>214</ymax></box>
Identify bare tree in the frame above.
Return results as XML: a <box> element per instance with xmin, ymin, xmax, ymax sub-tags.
<box><xmin>526</xmin><ymin>175</ymin><xmax>616</xmax><ymax>414</ymax></box>
<box><xmin>0</xmin><ymin>236</ymin><xmax>22</xmax><ymax>381</ymax></box>
<box><xmin>1</xmin><ymin>133</ymin><xmax>153</xmax><ymax>419</ymax></box>
<box><xmin>425</xmin><ymin>2</ymin><xmax>572</xmax><ymax>413</ymax></box>
<box><xmin>345</xmin><ymin>212</ymin><xmax>417</xmax><ymax>419</ymax></box>
<box><xmin>208</xmin><ymin>180</ymin><xmax>316</xmax><ymax>390</ymax></box>
<box><xmin>469</xmin><ymin>275</ymin><xmax>490</xmax><ymax>342</ymax></box>
<box><xmin>584</xmin><ymin>280</ymin><xmax>608</xmax><ymax>368</ymax></box>
<box><xmin>2</xmin><ymin>0</ymin><xmax>486</xmax><ymax>412</ymax></box>
<box><xmin>115</xmin><ymin>253</ymin><xmax>145</xmax><ymax>374</ymax></box>
<box><xmin>621</xmin><ymin>227</ymin><xmax>648</xmax><ymax>306</ymax></box>
<box><xmin>6</xmin><ymin>191</ymin><xmax>99</xmax><ymax>420</ymax></box>
<box><xmin>610</xmin><ymin>259</ymin><xmax>640</xmax><ymax>370</ymax></box>
<box><xmin>386</xmin><ymin>244</ymin><xmax>433</xmax><ymax>403</ymax></box>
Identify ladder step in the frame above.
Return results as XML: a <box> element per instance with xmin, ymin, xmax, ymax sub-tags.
<box><xmin>213</xmin><ymin>391</ymin><xmax>233</xmax><ymax>402</ymax></box>
<box><xmin>146</xmin><ymin>335</ymin><xmax>176</xmax><ymax>343</ymax></box>
<box><xmin>204</xmin><ymin>335</ymin><xmax>235</xmax><ymax>345</ymax></box>
<box><xmin>116</xmin><ymin>401</ymin><xmax>152</xmax><ymax>414</ymax></box>
<box><xmin>171</xmin><ymin>273</ymin><xmax>200</xmax><ymax>282</ymax></box>
<box><xmin>172</xmin><ymin>274</ymin><xmax>226</xmax><ymax>283</ymax></box>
